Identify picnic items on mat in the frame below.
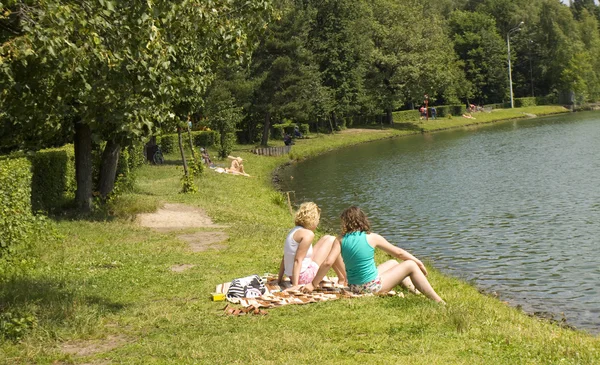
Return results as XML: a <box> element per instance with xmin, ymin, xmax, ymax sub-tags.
<box><xmin>226</xmin><ymin>274</ymin><xmax>266</xmax><ymax>299</ymax></box>
<box><xmin>214</xmin><ymin>274</ymin><xmax>405</xmax><ymax>314</ymax></box>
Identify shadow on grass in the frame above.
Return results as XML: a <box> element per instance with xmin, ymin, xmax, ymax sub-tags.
<box><xmin>0</xmin><ymin>277</ymin><xmax>126</xmax><ymax>324</ymax></box>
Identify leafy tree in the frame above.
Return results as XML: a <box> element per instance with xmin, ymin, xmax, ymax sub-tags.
<box><xmin>205</xmin><ymin>84</ymin><xmax>242</xmax><ymax>158</ymax></box>
<box><xmin>1</xmin><ymin>0</ymin><xmax>273</xmax><ymax>210</ymax></box>
<box><xmin>306</xmin><ymin>0</ymin><xmax>372</xmax><ymax>127</ymax></box>
<box><xmin>449</xmin><ymin>10</ymin><xmax>508</xmax><ymax>104</ymax></box>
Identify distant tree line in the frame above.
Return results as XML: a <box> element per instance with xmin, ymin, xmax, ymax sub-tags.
<box><xmin>208</xmin><ymin>0</ymin><xmax>600</xmax><ymax>142</ymax></box>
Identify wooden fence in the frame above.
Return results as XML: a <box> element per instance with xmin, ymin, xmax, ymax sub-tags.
<box><xmin>251</xmin><ymin>145</ymin><xmax>292</xmax><ymax>156</ymax></box>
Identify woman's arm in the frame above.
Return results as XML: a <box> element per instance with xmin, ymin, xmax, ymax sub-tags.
<box><xmin>290</xmin><ymin>229</ymin><xmax>314</xmax><ymax>286</ymax></box>
<box><xmin>277</xmin><ymin>255</ymin><xmax>285</xmax><ymax>284</ymax></box>
<box><xmin>368</xmin><ymin>233</ymin><xmax>428</xmax><ymax>276</ymax></box>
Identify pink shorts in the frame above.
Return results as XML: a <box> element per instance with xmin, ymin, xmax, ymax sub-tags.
<box><xmin>298</xmin><ymin>261</ymin><xmax>319</xmax><ymax>285</ymax></box>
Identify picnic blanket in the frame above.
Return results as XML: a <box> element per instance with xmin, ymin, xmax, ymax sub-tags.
<box><xmin>214</xmin><ymin>274</ymin><xmax>404</xmax><ymax>310</ymax></box>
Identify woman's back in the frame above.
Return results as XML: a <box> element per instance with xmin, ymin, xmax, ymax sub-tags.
<box><xmin>341</xmin><ymin>231</ymin><xmax>378</xmax><ymax>285</ymax></box>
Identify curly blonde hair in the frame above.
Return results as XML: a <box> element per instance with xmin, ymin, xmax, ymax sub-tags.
<box><xmin>340</xmin><ymin>206</ymin><xmax>371</xmax><ymax>235</ymax></box>
<box><xmin>294</xmin><ymin>202</ymin><xmax>321</xmax><ymax>229</ymax></box>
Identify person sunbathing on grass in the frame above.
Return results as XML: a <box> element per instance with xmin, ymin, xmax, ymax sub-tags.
<box><xmin>278</xmin><ymin>202</ymin><xmax>346</xmax><ymax>291</ymax></box>
<box><xmin>301</xmin><ymin>206</ymin><xmax>445</xmax><ymax>304</ymax></box>
<box><xmin>225</xmin><ymin>156</ymin><xmax>250</xmax><ymax>177</ymax></box>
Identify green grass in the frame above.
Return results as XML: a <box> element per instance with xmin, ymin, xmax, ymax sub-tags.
<box><xmin>417</xmin><ymin>105</ymin><xmax>569</xmax><ymax>132</ymax></box>
<box><xmin>3</xmin><ymin>105</ymin><xmax>599</xmax><ymax>364</ymax></box>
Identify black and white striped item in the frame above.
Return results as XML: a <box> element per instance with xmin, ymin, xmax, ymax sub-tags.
<box><xmin>226</xmin><ymin>274</ymin><xmax>266</xmax><ymax>299</ymax></box>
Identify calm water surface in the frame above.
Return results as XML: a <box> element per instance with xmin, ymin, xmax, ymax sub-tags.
<box><xmin>280</xmin><ymin>112</ymin><xmax>600</xmax><ymax>333</ymax></box>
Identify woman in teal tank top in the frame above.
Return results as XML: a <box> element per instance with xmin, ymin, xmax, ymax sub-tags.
<box><xmin>303</xmin><ymin>206</ymin><xmax>444</xmax><ymax>304</ymax></box>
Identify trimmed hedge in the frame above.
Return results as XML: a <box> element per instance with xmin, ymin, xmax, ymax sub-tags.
<box><xmin>158</xmin><ymin>131</ymin><xmax>218</xmax><ymax>153</ymax></box>
<box><xmin>514</xmin><ymin>97</ymin><xmax>537</xmax><ymax>107</ymax></box>
<box><xmin>0</xmin><ymin>158</ymin><xmax>35</xmax><ymax>255</ymax></box>
<box><xmin>30</xmin><ymin>146</ymin><xmax>76</xmax><ymax>212</ymax></box>
<box><xmin>271</xmin><ymin>123</ymin><xmax>309</xmax><ymax>140</ymax></box>
<box><xmin>392</xmin><ymin>110</ymin><xmax>420</xmax><ymax>122</ymax></box>
<box><xmin>435</xmin><ymin>105</ymin><xmax>466</xmax><ymax>117</ymax></box>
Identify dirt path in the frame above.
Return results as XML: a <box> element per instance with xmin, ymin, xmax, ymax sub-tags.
<box><xmin>136</xmin><ymin>203</ymin><xmax>229</xmax><ymax>271</ymax></box>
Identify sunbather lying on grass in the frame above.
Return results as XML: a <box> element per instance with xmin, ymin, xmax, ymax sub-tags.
<box><xmin>278</xmin><ymin>202</ymin><xmax>346</xmax><ymax>291</ymax></box>
<box><xmin>302</xmin><ymin>206</ymin><xmax>445</xmax><ymax>304</ymax></box>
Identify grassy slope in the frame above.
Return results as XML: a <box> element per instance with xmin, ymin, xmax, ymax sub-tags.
<box><xmin>2</xmin><ymin>106</ymin><xmax>600</xmax><ymax>364</ymax></box>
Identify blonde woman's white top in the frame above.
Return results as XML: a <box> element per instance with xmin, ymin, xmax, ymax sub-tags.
<box><xmin>283</xmin><ymin>226</ymin><xmax>314</xmax><ymax>277</ymax></box>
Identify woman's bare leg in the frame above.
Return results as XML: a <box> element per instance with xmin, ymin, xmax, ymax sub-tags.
<box><xmin>377</xmin><ymin>260</ymin><xmax>419</xmax><ymax>294</ymax></box>
<box><xmin>379</xmin><ymin>260</ymin><xmax>443</xmax><ymax>303</ymax></box>
<box><xmin>332</xmin><ymin>254</ymin><xmax>346</xmax><ymax>285</ymax></box>
<box><xmin>310</xmin><ymin>235</ymin><xmax>335</xmax><ymax>266</ymax></box>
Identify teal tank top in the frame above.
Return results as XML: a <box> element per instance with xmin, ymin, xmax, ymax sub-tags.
<box><xmin>341</xmin><ymin>231</ymin><xmax>378</xmax><ymax>285</ymax></box>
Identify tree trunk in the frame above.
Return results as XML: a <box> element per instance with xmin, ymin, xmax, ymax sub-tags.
<box><xmin>178</xmin><ymin>128</ymin><xmax>188</xmax><ymax>176</ymax></box>
<box><xmin>328</xmin><ymin>112</ymin><xmax>335</xmax><ymax>134</ymax></box>
<box><xmin>261</xmin><ymin>111</ymin><xmax>271</xmax><ymax>146</ymax></box>
<box><xmin>187</xmin><ymin>126</ymin><xmax>196</xmax><ymax>163</ymax></box>
<box><xmin>386</xmin><ymin>108</ymin><xmax>393</xmax><ymax>125</ymax></box>
<box><xmin>98</xmin><ymin>139</ymin><xmax>121</xmax><ymax>200</ymax></box>
<box><xmin>74</xmin><ymin>120</ymin><xmax>93</xmax><ymax>212</ymax></box>
<box><xmin>331</xmin><ymin>111</ymin><xmax>338</xmax><ymax>131</ymax></box>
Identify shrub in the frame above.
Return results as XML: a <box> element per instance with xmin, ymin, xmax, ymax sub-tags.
<box><xmin>299</xmin><ymin>124</ymin><xmax>310</xmax><ymax>136</ymax></box>
<box><xmin>159</xmin><ymin>131</ymin><xmax>218</xmax><ymax>153</ymax></box>
<box><xmin>392</xmin><ymin>110</ymin><xmax>420</xmax><ymax>122</ymax></box>
<box><xmin>514</xmin><ymin>97</ymin><xmax>537</xmax><ymax>107</ymax></box>
<box><xmin>0</xmin><ymin>158</ymin><xmax>41</xmax><ymax>256</ymax></box>
<box><xmin>157</xmin><ymin>134</ymin><xmax>178</xmax><ymax>154</ymax></box>
<box><xmin>271</xmin><ymin>123</ymin><xmax>297</xmax><ymax>139</ymax></box>
<box><xmin>193</xmin><ymin>130</ymin><xmax>218</xmax><ymax>148</ymax></box>
<box><xmin>29</xmin><ymin>146</ymin><xmax>76</xmax><ymax>212</ymax></box>
<box><xmin>434</xmin><ymin>105</ymin><xmax>466</xmax><ymax>117</ymax></box>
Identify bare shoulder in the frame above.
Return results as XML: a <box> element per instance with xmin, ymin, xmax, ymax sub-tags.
<box><xmin>294</xmin><ymin>227</ymin><xmax>315</xmax><ymax>243</ymax></box>
<box><xmin>366</xmin><ymin>232</ymin><xmax>388</xmax><ymax>247</ymax></box>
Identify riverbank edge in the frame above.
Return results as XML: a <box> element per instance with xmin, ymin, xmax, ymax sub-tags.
<box><xmin>270</xmin><ymin>106</ymin><xmax>586</xmax><ymax>332</ymax></box>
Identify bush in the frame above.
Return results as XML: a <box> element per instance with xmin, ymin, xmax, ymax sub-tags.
<box><xmin>514</xmin><ymin>97</ymin><xmax>537</xmax><ymax>107</ymax></box>
<box><xmin>0</xmin><ymin>158</ymin><xmax>41</xmax><ymax>256</ymax></box>
<box><xmin>437</xmin><ymin>104</ymin><xmax>467</xmax><ymax>116</ymax></box>
<box><xmin>392</xmin><ymin>110</ymin><xmax>420</xmax><ymax>122</ymax></box>
<box><xmin>158</xmin><ymin>131</ymin><xmax>218</xmax><ymax>153</ymax></box>
<box><xmin>299</xmin><ymin>124</ymin><xmax>310</xmax><ymax>136</ymax></box>
<box><xmin>29</xmin><ymin>146</ymin><xmax>76</xmax><ymax>212</ymax></box>
<box><xmin>193</xmin><ymin>130</ymin><xmax>218</xmax><ymax>148</ymax></box>
<box><xmin>271</xmin><ymin>123</ymin><xmax>297</xmax><ymax>139</ymax></box>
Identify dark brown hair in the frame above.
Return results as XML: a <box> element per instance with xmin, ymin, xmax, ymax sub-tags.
<box><xmin>340</xmin><ymin>206</ymin><xmax>371</xmax><ymax>235</ymax></box>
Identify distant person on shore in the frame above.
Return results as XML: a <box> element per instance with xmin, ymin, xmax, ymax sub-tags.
<box><xmin>301</xmin><ymin>206</ymin><xmax>445</xmax><ymax>304</ymax></box>
<box><xmin>278</xmin><ymin>202</ymin><xmax>346</xmax><ymax>291</ymax></box>
<box><xmin>430</xmin><ymin>106</ymin><xmax>437</xmax><ymax>119</ymax></box>
<box><xmin>226</xmin><ymin>156</ymin><xmax>250</xmax><ymax>177</ymax></box>
<box><xmin>294</xmin><ymin>125</ymin><xmax>303</xmax><ymax>139</ymax></box>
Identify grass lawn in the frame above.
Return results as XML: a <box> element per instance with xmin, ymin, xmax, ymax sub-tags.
<box><xmin>2</xmin><ymin>105</ymin><xmax>599</xmax><ymax>364</ymax></box>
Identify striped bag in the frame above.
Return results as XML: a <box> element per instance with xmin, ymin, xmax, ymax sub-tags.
<box><xmin>226</xmin><ymin>274</ymin><xmax>266</xmax><ymax>299</ymax></box>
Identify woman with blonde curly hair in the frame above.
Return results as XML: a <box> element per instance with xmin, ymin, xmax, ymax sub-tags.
<box><xmin>278</xmin><ymin>202</ymin><xmax>346</xmax><ymax>291</ymax></box>
<box><xmin>302</xmin><ymin>206</ymin><xmax>444</xmax><ymax>303</ymax></box>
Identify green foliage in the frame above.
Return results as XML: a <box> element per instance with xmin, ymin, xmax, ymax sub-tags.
<box><xmin>449</xmin><ymin>10</ymin><xmax>508</xmax><ymax>104</ymax></box>
<box><xmin>0</xmin><ymin>310</ymin><xmax>37</xmax><ymax>342</ymax></box>
<box><xmin>0</xmin><ymin>158</ymin><xmax>34</xmax><ymax>255</ymax></box>
<box><xmin>514</xmin><ymin>97</ymin><xmax>537</xmax><ymax>107</ymax></box>
<box><xmin>205</xmin><ymin>85</ymin><xmax>242</xmax><ymax>158</ymax></box>
<box><xmin>30</xmin><ymin>146</ymin><xmax>76</xmax><ymax>212</ymax></box>
<box><xmin>271</xmin><ymin>123</ymin><xmax>298</xmax><ymax>139</ymax></box>
<box><xmin>392</xmin><ymin>110</ymin><xmax>420</xmax><ymax>122</ymax></box>
<box><xmin>436</xmin><ymin>105</ymin><xmax>467</xmax><ymax>117</ymax></box>
<box><xmin>299</xmin><ymin>124</ymin><xmax>310</xmax><ymax>136</ymax></box>
<box><xmin>180</xmin><ymin>173</ymin><xmax>197</xmax><ymax>194</ymax></box>
<box><xmin>159</xmin><ymin>131</ymin><xmax>218</xmax><ymax>154</ymax></box>
<box><xmin>193</xmin><ymin>131</ymin><xmax>218</xmax><ymax>148</ymax></box>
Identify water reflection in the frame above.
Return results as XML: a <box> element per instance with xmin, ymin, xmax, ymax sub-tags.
<box><xmin>280</xmin><ymin>112</ymin><xmax>600</xmax><ymax>333</ymax></box>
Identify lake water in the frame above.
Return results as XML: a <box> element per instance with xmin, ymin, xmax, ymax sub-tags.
<box><xmin>279</xmin><ymin>112</ymin><xmax>600</xmax><ymax>333</ymax></box>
